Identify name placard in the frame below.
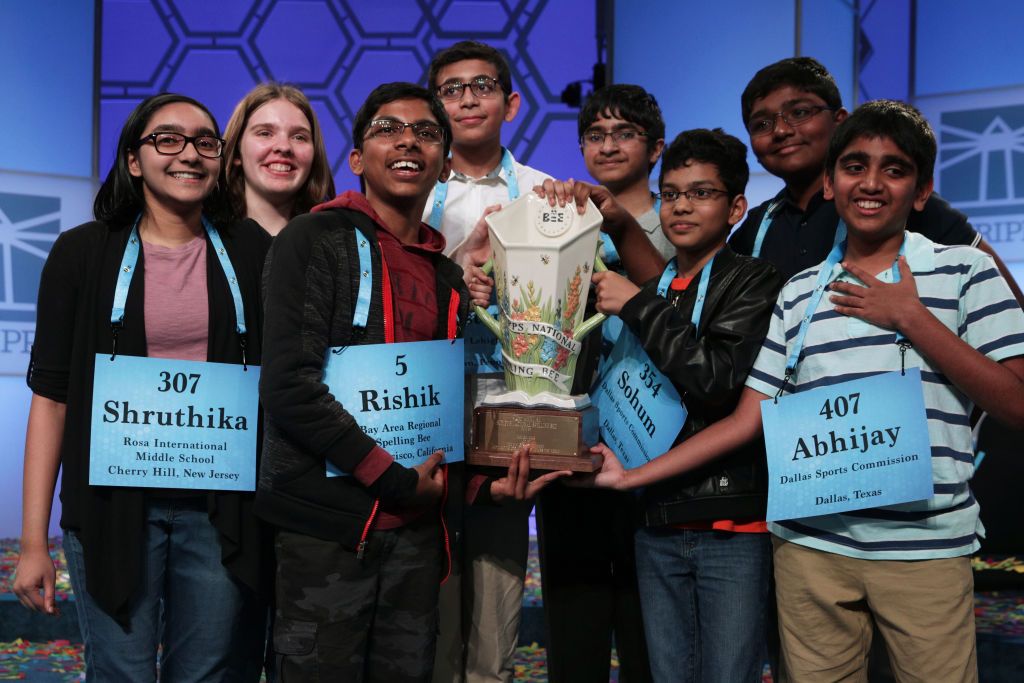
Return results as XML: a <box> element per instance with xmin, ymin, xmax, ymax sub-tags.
<box><xmin>323</xmin><ymin>338</ymin><xmax>465</xmax><ymax>476</ymax></box>
<box><xmin>761</xmin><ymin>368</ymin><xmax>934</xmax><ymax>521</ymax></box>
<box><xmin>89</xmin><ymin>355</ymin><xmax>260</xmax><ymax>490</ymax></box>
<box><xmin>464</xmin><ymin>310</ymin><xmax>503</xmax><ymax>374</ymax></box>
<box><xmin>593</xmin><ymin>329</ymin><xmax>686</xmax><ymax>469</ymax></box>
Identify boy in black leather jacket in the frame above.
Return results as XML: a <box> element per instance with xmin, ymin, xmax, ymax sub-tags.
<box><xmin>587</xmin><ymin>128</ymin><xmax>782</xmax><ymax>682</ymax></box>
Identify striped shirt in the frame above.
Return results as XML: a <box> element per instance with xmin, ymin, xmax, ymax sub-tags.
<box><xmin>746</xmin><ymin>231</ymin><xmax>1024</xmax><ymax>560</ymax></box>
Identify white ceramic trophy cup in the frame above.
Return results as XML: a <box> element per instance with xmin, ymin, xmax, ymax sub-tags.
<box><xmin>469</xmin><ymin>192</ymin><xmax>607</xmax><ymax>470</ymax></box>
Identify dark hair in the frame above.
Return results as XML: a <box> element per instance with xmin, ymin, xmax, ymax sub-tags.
<box><xmin>578</xmin><ymin>84</ymin><xmax>665</xmax><ymax>164</ymax></box>
<box><xmin>94</xmin><ymin>93</ymin><xmax>231</xmax><ymax>226</ymax></box>
<box><xmin>223</xmin><ymin>82</ymin><xmax>336</xmax><ymax>219</ymax></box>
<box><xmin>428</xmin><ymin>40</ymin><xmax>513</xmax><ymax>101</ymax></box>
<box><xmin>659</xmin><ymin>128</ymin><xmax>749</xmax><ymax>200</ymax></box>
<box><xmin>740</xmin><ymin>57</ymin><xmax>843</xmax><ymax>124</ymax></box>
<box><xmin>351</xmin><ymin>82</ymin><xmax>452</xmax><ymax>157</ymax></box>
<box><xmin>826</xmin><ymin>99</ymin><xmax>936</xmax><ymax>190</ymax></box>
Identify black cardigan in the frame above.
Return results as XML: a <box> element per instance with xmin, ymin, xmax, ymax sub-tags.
<box><xmin>27</xmin><ymin>217</ymin><xmax>271</xmax><ymax>626</ymax></box>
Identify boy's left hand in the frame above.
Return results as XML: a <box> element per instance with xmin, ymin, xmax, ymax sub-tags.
<box><xmin>454</xmin><ymin>204</ymin><xmax>502</xmax><ymax>271</ymax></box>
<box><xmin>532</xmin><ymin>179</ymin><xmax>631</xmax><ymax>237</ymax></box>
<box><xmin>490</xmin><ymin>444</ymin><xmax>572</xmax><ymax>503</ymax></box>
<box><xmin>592</xmin><ymin>270</ymin><xmax>640</xmax><ymax>316</ymax></box>
<box><xmin>830</xmin><ymin>257</ymin><xmax>925</xmax><ymax>331</ymax></box>
<box><xmin>465</xmin><ymin>265</ymin><xmax>494</xmax><ymax>307</ymax></box>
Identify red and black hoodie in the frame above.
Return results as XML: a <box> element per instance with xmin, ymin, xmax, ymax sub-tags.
<box><xmin>255</xmin><ymin>191</ymin><xmax>469</xmax><ymax>555</ymax></box>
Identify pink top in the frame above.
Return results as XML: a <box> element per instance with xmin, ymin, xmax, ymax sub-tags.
<box><xmin>143</xmin><ymin>236</ymin><xmax>209</xmax><ymax>361</ymax></box>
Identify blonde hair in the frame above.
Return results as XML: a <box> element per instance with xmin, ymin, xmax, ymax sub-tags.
<box><xmin>223</xmin><ymin>82</ymin><xmax>335</xmax><ymax>219</ymax></box>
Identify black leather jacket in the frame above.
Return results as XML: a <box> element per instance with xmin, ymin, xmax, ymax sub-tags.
<box><xmin>617</xmin><ymin>246</ymin><xmax>781</xmax><ymax>526</ymax></box>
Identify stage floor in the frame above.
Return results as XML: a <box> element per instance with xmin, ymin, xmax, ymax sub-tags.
<box><xmin>3</xmin><ymin>538</ymin><xmax>1023</xmax><ymax>682</ymax></box>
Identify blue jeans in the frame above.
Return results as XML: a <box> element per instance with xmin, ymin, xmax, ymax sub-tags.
<box><xmin>64</xmin><ymin>498</ymin><xmax>258</xmax><ymax>682</ymax></box>
<box><xmin>634</xmin><ymin>527</ymin><xmax>770</xmax><ymax>683</ymax></box>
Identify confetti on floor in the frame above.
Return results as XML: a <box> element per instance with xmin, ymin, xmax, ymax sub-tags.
<box><xmin>0</xmin><ymin>640</ymin><xmax>83</xmax><ymax>681</ymax></box>
<box><xmin>973</xmin><ymin>555</ymin><xmax>1024</xmax><ymax>574</ymax></box>
<box><xmin>975</xmin><ymin>592</ymin><xmax>1024</xmax><ymax>639</ymax></box>
<box><xmin>3</xmin><ymin>539</ymin><xmax>1023</xmax><ymax>680</ymax></box>
<box><xmin>524</xmin><ymin>537</ymin><xmax>542</xmax><ymax>607</ymax></box>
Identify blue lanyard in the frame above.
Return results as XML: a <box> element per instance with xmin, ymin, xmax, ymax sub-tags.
<box><xmin>353</xmin><ymin>231</ymin><xmax>373</xmax><ymax>329</ymax></box>
<box><xmin>751</xmin><ymin>199</ymin><xmax>784</xmax><ymax>258</ymax></box>
<box><xmin>656</xmin><ymin>251</ymin><xmax>717</xmax><ymax>332</ymax></box>
<box><xmin>781</xmin><ymin>225</ymin><xmax>907</xmax><ymax>385</ymax></box>
<box><xmin>111</xmin><ymin>215</ymin><xmax>249</xmax><ymax>364</ymax></box>
<box><xmin>427</xmin><ymin>148</ymin><xmax>520</xmax><ymax>229</ymax></box>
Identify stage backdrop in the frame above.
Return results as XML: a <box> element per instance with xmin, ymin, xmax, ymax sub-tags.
<box><xmin>3</xmin><ymin>0</ymin><xmax>1024</xmax><ymax>538</ymax></box>
<box><xmin>98</xmin><ymin>0</ymin><xmax>599</xmax><ymax>187</ymax></box>
<box><xmin>613</xmin><ymin>0</ymin><xmax>1024</xmax><ymax>289</ymax></box>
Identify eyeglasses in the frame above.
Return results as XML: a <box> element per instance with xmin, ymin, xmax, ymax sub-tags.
<box><xmin>580</xmin><ymin>128</ymin><xmax>648</xmax><ymax>147</ymax></box>
<box><xmin>135</xmin><ymin>132</ymin><xmax>225</xmax><ymax>158</ymax></box>
<box><xmin>436</xmin><ymin>76</ymin><xmax>501</xmax><ymax>101</ymax></box>
<box><xmin>656</xmin><ymin>188</ymin><xmax>730</xmax><ymax>204</ymax></box>
<box><xmin>364</xmin><ymin>119</ymin><xmax>445</xmax><ymax>145</ymax></box>
<box><xmin>746</xmin><ymin>104</ymin><xmax>834</xmax><ymax>137</ymax></box>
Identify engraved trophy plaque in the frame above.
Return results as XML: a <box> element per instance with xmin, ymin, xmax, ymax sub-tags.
<box><xmin>468</xmin><ymin>192</ymin><xmax>607</xmax><ymax>471</ymax></box>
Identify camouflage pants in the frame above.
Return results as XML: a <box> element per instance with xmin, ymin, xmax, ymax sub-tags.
<box><xmin>273</xmin><ymin>514</ymin><xmax>443</xmax><ymax>682</ymax></box>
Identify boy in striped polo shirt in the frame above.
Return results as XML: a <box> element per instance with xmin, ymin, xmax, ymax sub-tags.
<box><xmin>590</xmin><ymin>100</ymin><xmax>1024</xmax><ymax>681</ymax></box>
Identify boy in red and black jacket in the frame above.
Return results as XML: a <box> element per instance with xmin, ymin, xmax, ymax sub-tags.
<box><xmin>258</xmin><ymin>81</ymin><xmax>564</xmax><ymax>681</ymax></box>
<box><xmin>259</xmin><ymin>82</ymin><xmax>565</xmax><ymax>681</ymax></box>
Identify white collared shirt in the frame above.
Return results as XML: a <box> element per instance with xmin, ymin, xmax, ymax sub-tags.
<box><xmin>422</xmin><ymin>148</ymin><xmax>551</xmax><ymax>256</ymax></box>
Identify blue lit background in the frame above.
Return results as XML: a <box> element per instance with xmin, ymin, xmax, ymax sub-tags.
<box><xmin>3</xmin><ymin>0</ymin><xmax>1024</xmax><ymax>535</ymax></box>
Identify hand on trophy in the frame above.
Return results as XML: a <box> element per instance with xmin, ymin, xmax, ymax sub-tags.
<box><xmin>533</xmin><ymin>178</ymin><xmax>631</xmax><ymax>237</ymax></box>
<box><xmin>589</xmin><ymin>443</ymin><xmax>630</xmax><ymax>490</ymax></box>
<box><xmin>489</xmin><ymin>444</ymin><xmax>572</xmax><ymax>502</ymax></box>
<box><xmin>452</xmin><ymin>203</ymin><xmax>503</xmax><ymax>272</ymax></box>
<box><xmin>465</xmin><ymin>264</ymin><xmax>494</xmax><ymax>307</ymax></box>
<box><xmin>591</xmin><ymin>270</ymin><xmax>641</xmax><ymax>316</ymax></box>
<box><xmin>409</xmin><ymin>450</ymin><xmax>446</xmax><ymax>504</ymax></box>
<box><xmin>562</xmin><ymin>443</ymin><xmax>630</xmax><ymax>490</ymax></box>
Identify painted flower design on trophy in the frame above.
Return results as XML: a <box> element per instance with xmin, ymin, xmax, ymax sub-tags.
<box><xmin>476</xmin><ymin>192</ymin><xmax>606</xmax><ymax>407</ymax></box>
<box><xmin>508</xmin><ymin>281</ymin><xmax>544</xmax><ymax>359</ymax></box>
<box><xmin>555</xmin><ymin>266</ymin><xmax>583</xmax><ymax>372</ymax></box>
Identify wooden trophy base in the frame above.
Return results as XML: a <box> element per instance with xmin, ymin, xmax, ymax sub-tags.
<box><xmin>468</xmin><ymin>404</ymin><xmax>602</xmax><ymax>472</ymax></box>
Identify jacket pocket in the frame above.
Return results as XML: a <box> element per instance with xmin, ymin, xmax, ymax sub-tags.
<box><xmin>274</xmin><ymin>617</ymin><xmax>317</xmax><ymax>656</ymax></box>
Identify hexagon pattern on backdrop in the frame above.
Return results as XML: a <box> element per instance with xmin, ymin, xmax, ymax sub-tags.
<box><xmin>100</xmin><ymin>0</ymin><xmax>596</xmax><ymax>190</ymax></box>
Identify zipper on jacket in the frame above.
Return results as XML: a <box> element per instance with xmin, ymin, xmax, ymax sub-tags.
<box><xmin>439</xmin><ymin>464</ymin><xmax>452</xmax><ymax>584</ymax></box>
<box><xmin>356</xmin><ymin>243</ymin><xmax>394</xmax><ymax>560</ymax></box>
<box><xmin>446</xmin><ymin>289</ymin><xmax>460</xmax><ymax>340</ymax></box>
<box><xmin>357</xmin><ymin>498</ymin><xmax>380</xmax><ymax>560</ymax></box>
<box><xmin>379</xmin><ymin>247</ymin><xmax>395</xmax><ymax>343</ymax></box>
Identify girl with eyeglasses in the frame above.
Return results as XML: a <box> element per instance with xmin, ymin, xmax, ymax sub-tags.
<box><xmin>223</xmin><ymin>82</ymin><xmax>336</xmax><ymax>236</ymax></box>
<box><xmin>13</xmin><ymin>93</ymin><xmax>271</xmax><ymax>682</ymax></box>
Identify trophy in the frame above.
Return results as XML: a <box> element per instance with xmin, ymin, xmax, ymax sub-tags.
<box><xmin>468</xmin><ymin>192</ymin><xmax>607</xmax><ymax>471</ymax></box>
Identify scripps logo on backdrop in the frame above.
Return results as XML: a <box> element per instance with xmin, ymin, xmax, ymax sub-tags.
<box><xmin>0</xmin><ymin>191</ymin><xmax>62</xmax><ymax>374</ymax></box>
<box><xmin>938</xmin><ymin>102</ymin><xmax>1024</xmax><ymax>260</ymax></box>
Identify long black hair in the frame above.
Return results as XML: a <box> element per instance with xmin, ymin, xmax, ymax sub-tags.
<box><xmin>94</xmin><ymin>93</ymin><xmax>232</xmax><ymax>227</ymax></box>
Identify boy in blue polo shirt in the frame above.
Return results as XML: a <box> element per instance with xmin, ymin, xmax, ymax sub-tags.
<box><xmin>591</xmin><ymin>100</ymin><xmax>1024</xmax><ymax>681</ymax></box>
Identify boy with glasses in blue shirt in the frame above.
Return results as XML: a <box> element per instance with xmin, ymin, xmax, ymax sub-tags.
<box><xmin>533</xmin><ymin>84</ymin><xmax>671</xmax><ymax>683</ymax></box>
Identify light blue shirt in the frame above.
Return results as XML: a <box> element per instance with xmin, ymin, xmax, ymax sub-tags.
<box><xmin>746</xmin><ymin>231</ymin><xmax>1024</xmax><ymax>560</ymax></box>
